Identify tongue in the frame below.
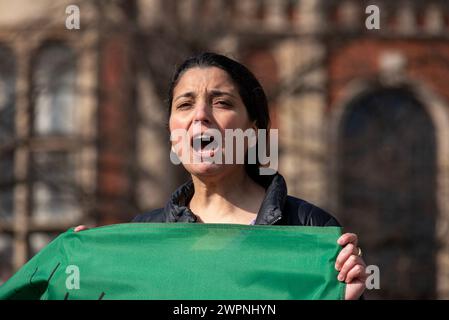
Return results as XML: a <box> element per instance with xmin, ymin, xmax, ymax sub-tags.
<box><xmin>201</xmin><ymin>140</ymin><xmax>209</xmax><ymax>149</ymax></box>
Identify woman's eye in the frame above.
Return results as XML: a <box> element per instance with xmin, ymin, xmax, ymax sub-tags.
<box><xmin>177</xmin><ymin>103</ymin><xmax>192</xmax><ymax>110</ymax></box>
<box><xmin>214</xmin><ymin>101</ymin><xmax>232</xmax><ymax>107</ymax></box>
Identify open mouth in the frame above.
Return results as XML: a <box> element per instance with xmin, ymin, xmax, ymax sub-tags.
<box><xmin>191</xmin><ymin>134</ymin><xmax>218</xmax><ymax>153</ymax></box>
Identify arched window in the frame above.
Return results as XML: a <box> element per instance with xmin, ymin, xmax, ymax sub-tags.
<box><xmin>33</xmin><ymin>43</ymin><xmax>76</xmax><ymax>135</ymax></box>
<box><xmin>338</xmin><ymin>88</ymin><xmax>437</xmax><ymax>299</ymax></box>
<box><xmin>31</xmin><ymin>43</ymin><xmax>80</xmax><ymax>223</ymax></box>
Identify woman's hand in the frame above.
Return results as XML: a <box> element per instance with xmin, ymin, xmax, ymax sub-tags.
<box><xmin>74</xmin><ymin>225</ymin><xmax>88</xmax><ymax>232</ymax></box>
<box><xmin>336</xmin><ymin>233</ymin><xmax>367</xmax><ymax>300</ymax></box>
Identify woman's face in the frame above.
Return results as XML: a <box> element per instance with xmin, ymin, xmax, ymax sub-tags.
<box><xmin>169</xmin><ymin>67</ymin><xmax>254</xmax><ymax>178</ymax></box>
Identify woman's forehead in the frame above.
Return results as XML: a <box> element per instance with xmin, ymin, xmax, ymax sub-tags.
<box><xmin>174</xmin><ymin>67</ymin><xmax>237</xmax><ymax>95</ymax></box>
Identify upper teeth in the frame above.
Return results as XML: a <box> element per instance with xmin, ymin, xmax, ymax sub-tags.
<box><xmin>195</xmin><ymin>135</ymin><xmax>212</xmax><ymax>141</ymax></box>
<box><xmin>192</xmin><ymin>135</ymin><xmax>215</xmax><ymax>151</ymax></box>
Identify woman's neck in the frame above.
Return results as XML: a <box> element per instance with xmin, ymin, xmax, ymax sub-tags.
<box><xmin>189</xmin><ymin>168</ymin><xmax>266</xmax><ymax>224</ymax></box>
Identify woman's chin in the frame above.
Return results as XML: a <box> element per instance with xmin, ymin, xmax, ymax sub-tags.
<box><xmin>185</xmin><ymin>162</ymin><xmax>225</xmax><ymax>177</ymax></box>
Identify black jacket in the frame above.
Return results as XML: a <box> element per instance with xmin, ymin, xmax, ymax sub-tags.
<box><xmin>132</xmin><ymin>173</ymin><xmax>340</xmax><ymax>227</ymax></box>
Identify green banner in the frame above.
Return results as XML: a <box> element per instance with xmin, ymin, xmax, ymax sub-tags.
<box><xmin>0</xmin><ymin>223</ymin><xmax>345</xmax><ymax>300</ymax></box>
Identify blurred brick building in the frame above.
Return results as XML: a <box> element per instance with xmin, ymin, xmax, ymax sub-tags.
<box><xmin>1</xmin><ymin>0</ymin><xmax>449</xmax><ymax>299</ymax></box>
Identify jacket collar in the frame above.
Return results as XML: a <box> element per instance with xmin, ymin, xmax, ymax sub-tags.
<box><xmin>164</xmin><ymin>173</ymin><xmax>288</xmax><ymax>225</ymax></box>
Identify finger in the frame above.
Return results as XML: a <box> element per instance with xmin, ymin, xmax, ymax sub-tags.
<box><xmin>335</xmin><ymin>243</ymin><xmax>358</xmax><ymax>271</ymax></box>
<box><xmin>345</xmin><ymin>264</ymin><xmax>367</xmax><ymax>284</ymax></box>
<box><xmin>74</xmin><ymin>225</ymin><xmax>87</xmax><ymax>232</ymax></box>
<box><xmin>338</xmin><ymin>255</ymin><xmax>364</xmax><ymax>282</ymax></box>
<box><xmin>337</xmin><ymin>233</ymin><xmax>358</xmax><ymax>247</ymax></box>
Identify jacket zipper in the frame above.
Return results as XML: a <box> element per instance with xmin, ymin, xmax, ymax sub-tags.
<box><xmin>269</xmin><ymin>216</ymin><xmax>282</xmax><ymax>225</ymax></box>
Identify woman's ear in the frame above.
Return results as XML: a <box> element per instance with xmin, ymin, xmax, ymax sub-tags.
<box><xmin>251</xmin><ymin>120</ymin><xmax>258</xmax><ymax>132</ymax></box>
<box><xmin>249</xmin><ymin>121</ymin><xmax>258</xmax><ymax>149</ymax></box>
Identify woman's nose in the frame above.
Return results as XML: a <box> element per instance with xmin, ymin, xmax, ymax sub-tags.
<box><xmin>193</xmin><ymin>103</ymin><xmax>211</xmax><ymax>123</ymax></box>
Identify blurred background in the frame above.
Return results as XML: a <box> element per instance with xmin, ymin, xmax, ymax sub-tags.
<box><xmin>1</xmin><ymin>0</ymin><xmax>449</xmax><ymax>299</ymax></box>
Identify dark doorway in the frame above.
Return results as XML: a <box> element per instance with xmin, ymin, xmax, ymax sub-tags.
<box><xmin>338</xmin><ymin>87</ymin><xmax>437</xmax><ymax>299</ymax></box>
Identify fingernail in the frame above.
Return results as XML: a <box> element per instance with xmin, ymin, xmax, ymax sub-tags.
<box><xmin>338</xmin><ymin>274</ymin><xmax>344</xmax><ymax>281</ymax></box>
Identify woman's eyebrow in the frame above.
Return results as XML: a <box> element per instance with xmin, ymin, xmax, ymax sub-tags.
<box><xmin>174</xmin><ymin>92</ymin><xmax>196</xmax><ymax>102</ymax></box>
<box><xmin>175</xmin><ymin>90</ymin><xmax>236</xmax><ymax>101</ymax></box>
<box><xmin>210</xmin><ymin>90</ymin><xmax>237</xmax><ymax>99</ymax></box>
